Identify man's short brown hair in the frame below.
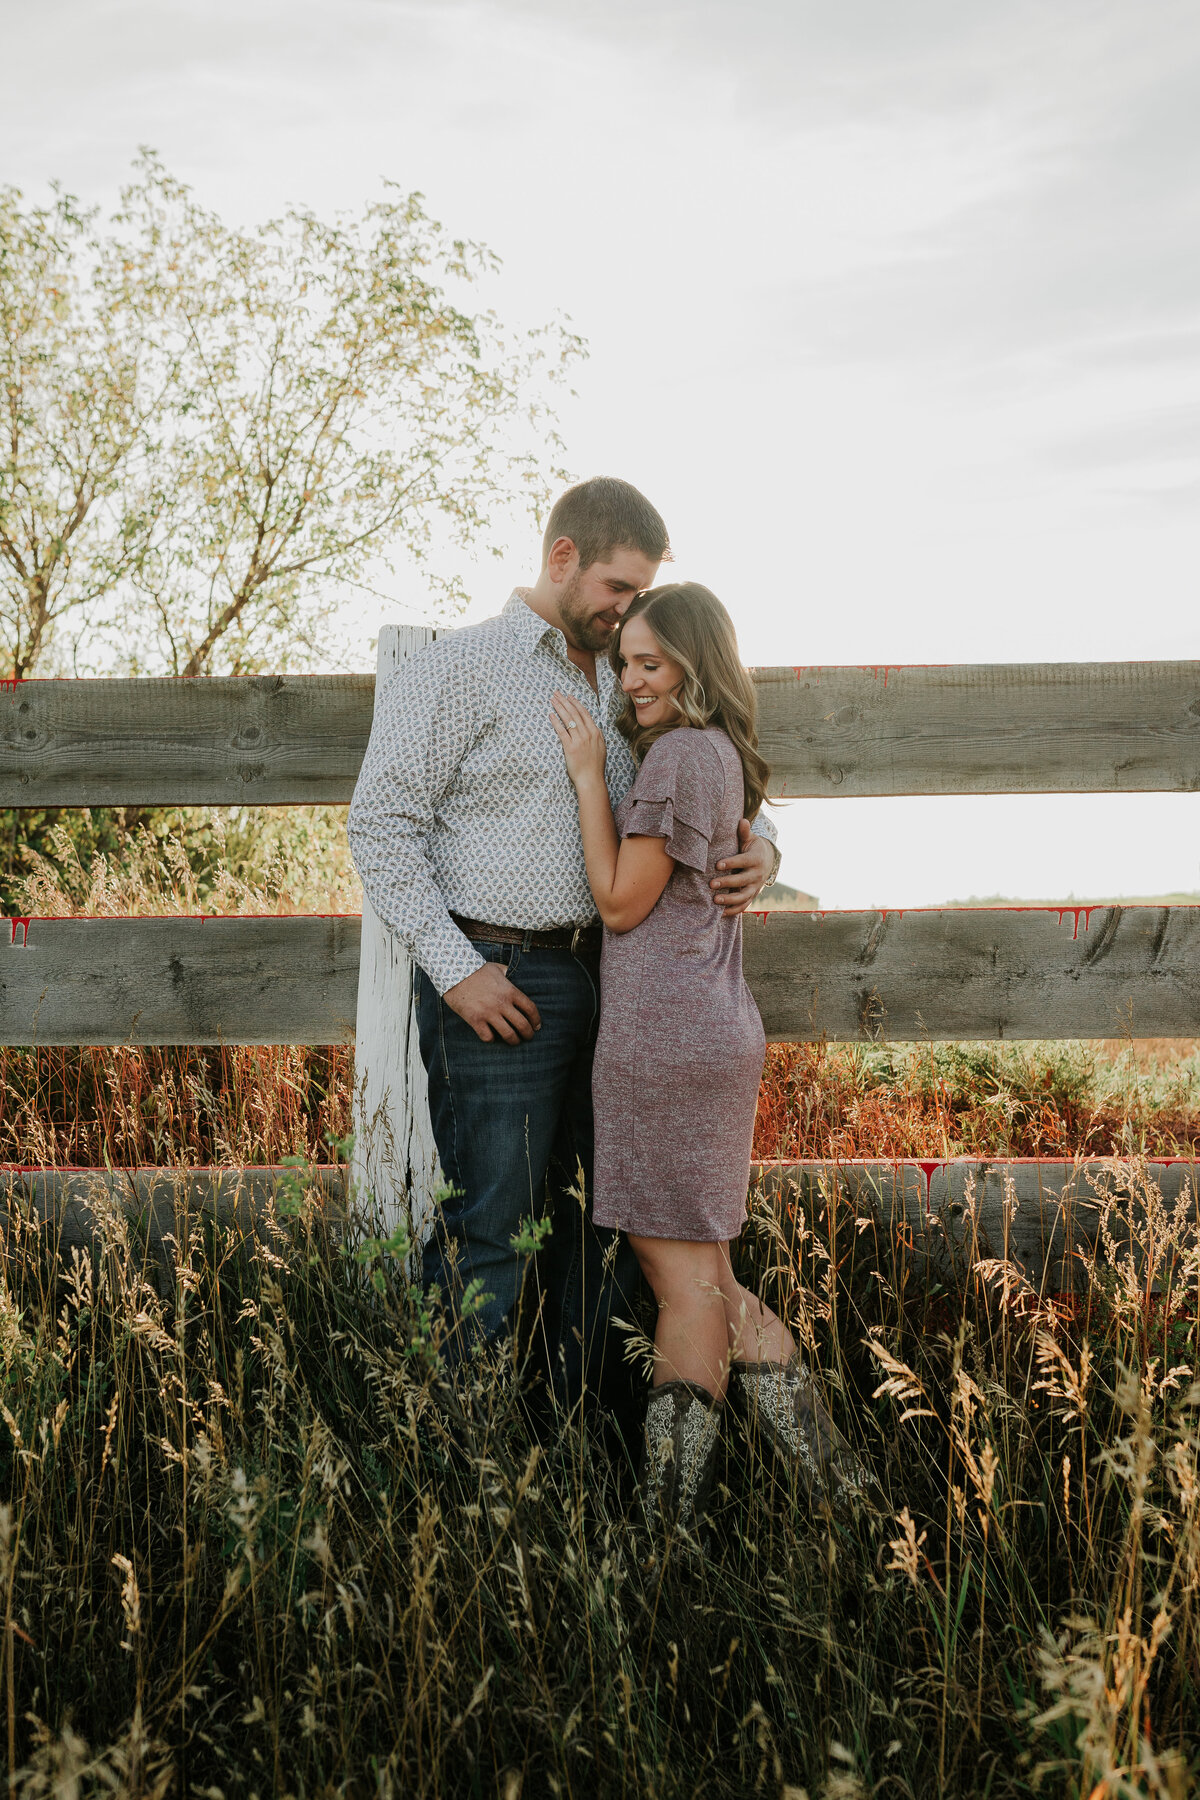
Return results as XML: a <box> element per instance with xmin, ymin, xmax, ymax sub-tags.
<box><xmin>541</xmin><ymin>476</ymin><xmax>671</xmax><ymax>572</ymax></box>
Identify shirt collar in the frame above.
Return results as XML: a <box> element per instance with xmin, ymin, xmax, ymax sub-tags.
<box><xmin>503</xmin><ymin>591</ymin><xmax>563</xmax><ymax>659</ymax></box>
<box><xmin>502</xmin><ymin>591</ymin><xmax>620</xmax><ymax>705</ymax></box>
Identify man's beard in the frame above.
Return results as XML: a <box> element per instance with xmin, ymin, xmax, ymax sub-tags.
<box><xmin>558</xmin><ymin>572</ymin><xmax>618</xmax><ymax>654</ymax></box>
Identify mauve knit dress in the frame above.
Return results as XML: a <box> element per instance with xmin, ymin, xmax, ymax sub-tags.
<box><xmin>591</xmin><ymin>726</ymin><xmax>767</xmax><ymax>1242</ymax></box>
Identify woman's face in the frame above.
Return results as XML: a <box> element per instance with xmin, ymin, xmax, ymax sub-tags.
<box><xmin>619</xmin><ymin>613</ymin><xmax>686</xmax><ymax>728</ymax></box>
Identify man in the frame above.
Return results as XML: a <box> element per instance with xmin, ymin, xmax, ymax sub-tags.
<box><xmin>348</xmin><ymin>478</ymin><xmax>779</xmax><ymax>1413</ymax></box>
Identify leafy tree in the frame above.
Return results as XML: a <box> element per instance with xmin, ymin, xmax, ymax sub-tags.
<box><xmin>0</xmin><ymin>153</ymin><xmax>582</xmax><ymax>680</ymax></box>
<box><xmin>105</xmin><ymin>156</ymin><xmax>580</xmax><ymax>676</ymax></box>
<box><xmin>0</xmin><ymin>185</ymin><xmax>168</xmax><ymax>679</ymax></box>
<box><xmin>1</xmin><ymin>156</ymin><xmax>580</xmax><ymax>906</ymax></box>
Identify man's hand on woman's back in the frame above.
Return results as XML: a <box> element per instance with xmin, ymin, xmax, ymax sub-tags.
<box><xmin>443</xmin><ymin>962</ymin><xmax>542</xmax><ymax>1044</ymax></box>
<box><xmin>710</xmin><ymin>820</ymin><xmax>777</xmax><ymax>915</ymax></box>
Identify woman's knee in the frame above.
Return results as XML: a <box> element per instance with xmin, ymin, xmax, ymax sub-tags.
<box><xmin>629</xmin><ymin>1235</ymin><xmax>723</xmax><ymax>1303</ymax></box>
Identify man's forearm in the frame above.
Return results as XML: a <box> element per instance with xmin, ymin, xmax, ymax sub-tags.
<box><xmin>748</xmin><ymin>809</ymin><xmax>781</xmax><ymax>884</ymax></box>
<box><xmin>349</xmin><ymin>819</ymin><xmax>484</xmax><ymax>995</ymax></box>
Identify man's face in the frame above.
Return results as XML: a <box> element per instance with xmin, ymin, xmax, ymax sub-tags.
<box><xmin>555</xmin><ymin>545</ymin><xmax>660</xmax><ymax>653</ymax></box>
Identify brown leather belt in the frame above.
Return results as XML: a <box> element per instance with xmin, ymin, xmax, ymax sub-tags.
<box><xmin>450</xmin><ymin>912</ymin><xmax>601</xmax><ymax>953</ymax></box>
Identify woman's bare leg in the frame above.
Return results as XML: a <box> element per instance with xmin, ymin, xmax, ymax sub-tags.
<box><xmin>627</xmin><ymin>1235</ymin><xmax>731</xmax><ymax>1396</ymax></box>
<box><xmin>713</xmin><ymin>1246</ymin><xmax>796</xmax><ymax>1364</ymax></box>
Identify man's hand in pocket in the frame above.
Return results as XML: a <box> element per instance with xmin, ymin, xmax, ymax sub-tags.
<box><xmin>443</xmin><ymin>962</ymin><xmax>542</xmax><ymax>1044</ymax></box>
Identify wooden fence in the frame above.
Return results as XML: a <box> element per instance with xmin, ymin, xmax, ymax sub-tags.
<box><xmin>1</xmin><ymin>1158</ymin><xmax>1194</xmax><ymax>1295</ymax></box>
<box><xmin>4</xmin><ymin>903</ymin><xmax>1199</xmax><ymax>1047</ymax></box>
<box><xmin>6</xmin><ymin>651</ymin><xmax>1200</xmax><ymax>1048</ymax></box>
<box><xmin>3</xmin><ymin>640</ymin><xmax>1199</xmax><ymax>1250</ymax></box>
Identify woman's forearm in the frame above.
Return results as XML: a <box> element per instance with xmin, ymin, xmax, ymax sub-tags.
<box><xmin>572</xmin><ymin>777</ymin><xmax>675</xmax><ymax>931</ymax></box>
<box><xmin>573</xmin><ymin>776</ymin><xmax>621</xmax><ymax>918</ymax></box>
<box><xmin>549</xmin><ymin>687</ymin><xmax>672</xmax><ymax>929</ymax></box>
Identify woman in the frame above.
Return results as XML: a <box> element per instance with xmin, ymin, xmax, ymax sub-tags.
<box><xmin>550</xmin><ymin>582</ymin><xmax>870</xmax><ymax>1537</ymax></box>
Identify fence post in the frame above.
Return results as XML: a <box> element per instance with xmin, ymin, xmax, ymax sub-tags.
<box><xmin>351</xmin><ymin>623</ymin><xmax>441</xmax><ymax>1246</ymax></box>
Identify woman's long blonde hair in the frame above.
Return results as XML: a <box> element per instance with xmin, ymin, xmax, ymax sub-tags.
<box><xmin>610</xmin><ymin>582</ymin><xmax>771</xmax><ymax>821</ymax></box>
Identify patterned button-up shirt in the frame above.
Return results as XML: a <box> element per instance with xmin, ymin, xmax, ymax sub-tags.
<box><xmin>347</xmin><ymin>593</ymin><xmax>777</xmax><ymax>994</ymax></box>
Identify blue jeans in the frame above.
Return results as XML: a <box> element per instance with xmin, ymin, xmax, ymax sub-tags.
<box><xmin>415</xmin><ymin>937</ymin><xmax>645</xmax><ymax>1416</ymax></box>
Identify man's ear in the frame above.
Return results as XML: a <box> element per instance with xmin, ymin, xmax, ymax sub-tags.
<box><xmin>546</xmin><ymin>535</ymin><xmax>579</xmax><ymax>583</ymax></box>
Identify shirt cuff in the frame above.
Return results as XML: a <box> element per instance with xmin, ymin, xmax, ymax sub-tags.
<box><xmin>412</xmin><ymin>919</ymin><xmax>486</xmax><ymax>996</ymax></box>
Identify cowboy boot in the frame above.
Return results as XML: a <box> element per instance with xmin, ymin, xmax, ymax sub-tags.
<box><xmin>731</xmin><ymin>1354</ymin><xmax>875</xmax><ymax>1512</ymax></box>
<box><xmin>642</xmin><ymin>1378</ymin><xmax>723</xmax><ymax>1541</ymax></box>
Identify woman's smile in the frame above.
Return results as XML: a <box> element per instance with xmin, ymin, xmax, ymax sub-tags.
<box><xmin>619</xmin><ymin>613</ymin><xmax>686</xmax><ymax>726</ymax></box>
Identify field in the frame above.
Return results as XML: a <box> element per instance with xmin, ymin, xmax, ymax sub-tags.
<box><xmin>0</xmin><ymin>812</ymin><xmax>1198</xmax><ymax>1796</ymax></box>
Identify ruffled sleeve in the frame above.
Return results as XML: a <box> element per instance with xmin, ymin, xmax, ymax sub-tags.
<box><xmin>621</xmin><ymin>731</ymin><xmax>725</xmax><ymax>874</ymax></box>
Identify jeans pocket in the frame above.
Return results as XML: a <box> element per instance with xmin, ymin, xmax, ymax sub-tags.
<box><xmin>479</xmin><ymin>941</ymin><xmax>521</xmax><ymax>977</ymax></box>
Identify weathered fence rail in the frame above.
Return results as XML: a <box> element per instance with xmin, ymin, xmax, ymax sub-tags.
<box><xmin>1</xmin><ymin>914</ymin><xmax>360</xmax><ymax>1045</ymax></box>
<box><xmin>4</xmin><ymin>1161</ymin><xmax>1193</xmax><ymax>1295</ymax></box>
<box><xmin>743</xmin><ymin>902</ymin><xmax>1200</xmax><ymax>1042</ymax></box>
<box><xmin>0</xmin><ymin>674</ymin><xmax>376</xmax><ymax>805</ymax></box>
<box><xmin>4</xmin><ymin>659</ymin><xmax>1200</xmax><ymax>803</ymax></box>
<box><xmin>754</xmin><ymin>1158</ymin><xmax>1200</xmax><ymax>1293</ymax></box>
<box><xmin>756</xmin><ymin>661</ymin><xmax>1200</xmax><ymax>797</ymax></box>
<box><xmin>0</xmin><ymin>1166</ymin><xmax>350</xmax><ymax>1292</ymax></box>
<box><xmin>3</xmin><ymin>903</ymin><xmax>1198</xmax><ymax>1045</ymax></box>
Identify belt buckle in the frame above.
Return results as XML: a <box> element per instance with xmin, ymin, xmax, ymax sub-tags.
<box><xmin>570</xmin><ymin>925</ymin><xmax>582</xmax><ymax>954</ymax></box>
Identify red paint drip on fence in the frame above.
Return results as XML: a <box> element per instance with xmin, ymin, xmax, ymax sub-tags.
<box><xmin>8</xmin><ymin>918</ymin><xmax>31</xmax><ymax>947</ymax></box>
<box><xmin>746</xmin><ymin>905</ymin><xmax>1157</xmax><ymax>925</ymax></box>
<box><xmin>915</xmin><ymin>1160</ymin><xmax>946</xmax><ymax>1205</ymax></box>
<box><xmin>0</xmin><ymin>677</ymin><xmax>19</xmax><ymax>694</ymax></box>
<box><xmin>1055</xmin><ymin>906</ymin><xmax>1100</xmax><ymax>940</ymax></box>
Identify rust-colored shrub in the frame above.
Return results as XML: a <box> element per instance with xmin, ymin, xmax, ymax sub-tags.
<box><xmin>753</xmin><ymin>1039</ymin><xmax>1200</xmax><ymax>1161</ymax></box>
<box><xmin>0</xmin><ymin>1043</ymin><xmax>353</xmax><ymax>1167</ymax></box>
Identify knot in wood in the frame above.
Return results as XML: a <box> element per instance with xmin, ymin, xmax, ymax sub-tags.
<box><xmin>858</xmin><ymin>989</ymin><xmax>887</xmax><ymax>1041</ymax></box>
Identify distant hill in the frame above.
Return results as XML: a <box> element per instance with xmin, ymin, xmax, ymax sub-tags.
<box><xmin>758</xmin><ymin>881</ymin><xmax>819</xmax><ymax>909</ymax></box>
<box><xmin>945</xmin><ymin>892</ymin><xmax>1200</xmax><ymax>908</ymax></box>
<box><xmin>756</xmin><ymin>889</ymin><xmax>1200</xmax><ymax>912</ymax></box>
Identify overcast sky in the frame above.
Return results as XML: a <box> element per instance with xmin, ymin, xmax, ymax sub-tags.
<box><xmin>3</xmin><ymin>0</ymin><xmax>1198</xmax><ymax>904</ymax></box>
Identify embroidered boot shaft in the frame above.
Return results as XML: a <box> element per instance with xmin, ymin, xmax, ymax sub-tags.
<box><xmin>642</xmin><ymin>1378</ymin><xmax>723</xmax><ymax>1539</ymax></box>
<box><xmin>732</xmin><ymin>1354</ymin><xmax>874</xmax><ymax>1511</ymax></box>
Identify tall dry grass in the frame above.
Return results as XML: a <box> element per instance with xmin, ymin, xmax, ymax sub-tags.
<box><xmin>0</xmin><ymin>1043</ymin><xmax>352</xmax><ymax>1169</ymax></box>
<box><xmin>0</xmin><ymin>1157</ymin><xmax>1197</xmax><ymax>1795</ymax></box>
<box><xmin>754</xmin><ymin>1041</ymin><xmax>1200</xmax><ymax>1163</ymax></box>
<box><xmin>15</xmin><ymin>1036</ymin><xmax>1194</xmax><ymax>1173</ymax></box>
<box><xmin>7</xmin><ymin>1037</ymin><xmax>1195</xmax><ymax>1174</ymax></box>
